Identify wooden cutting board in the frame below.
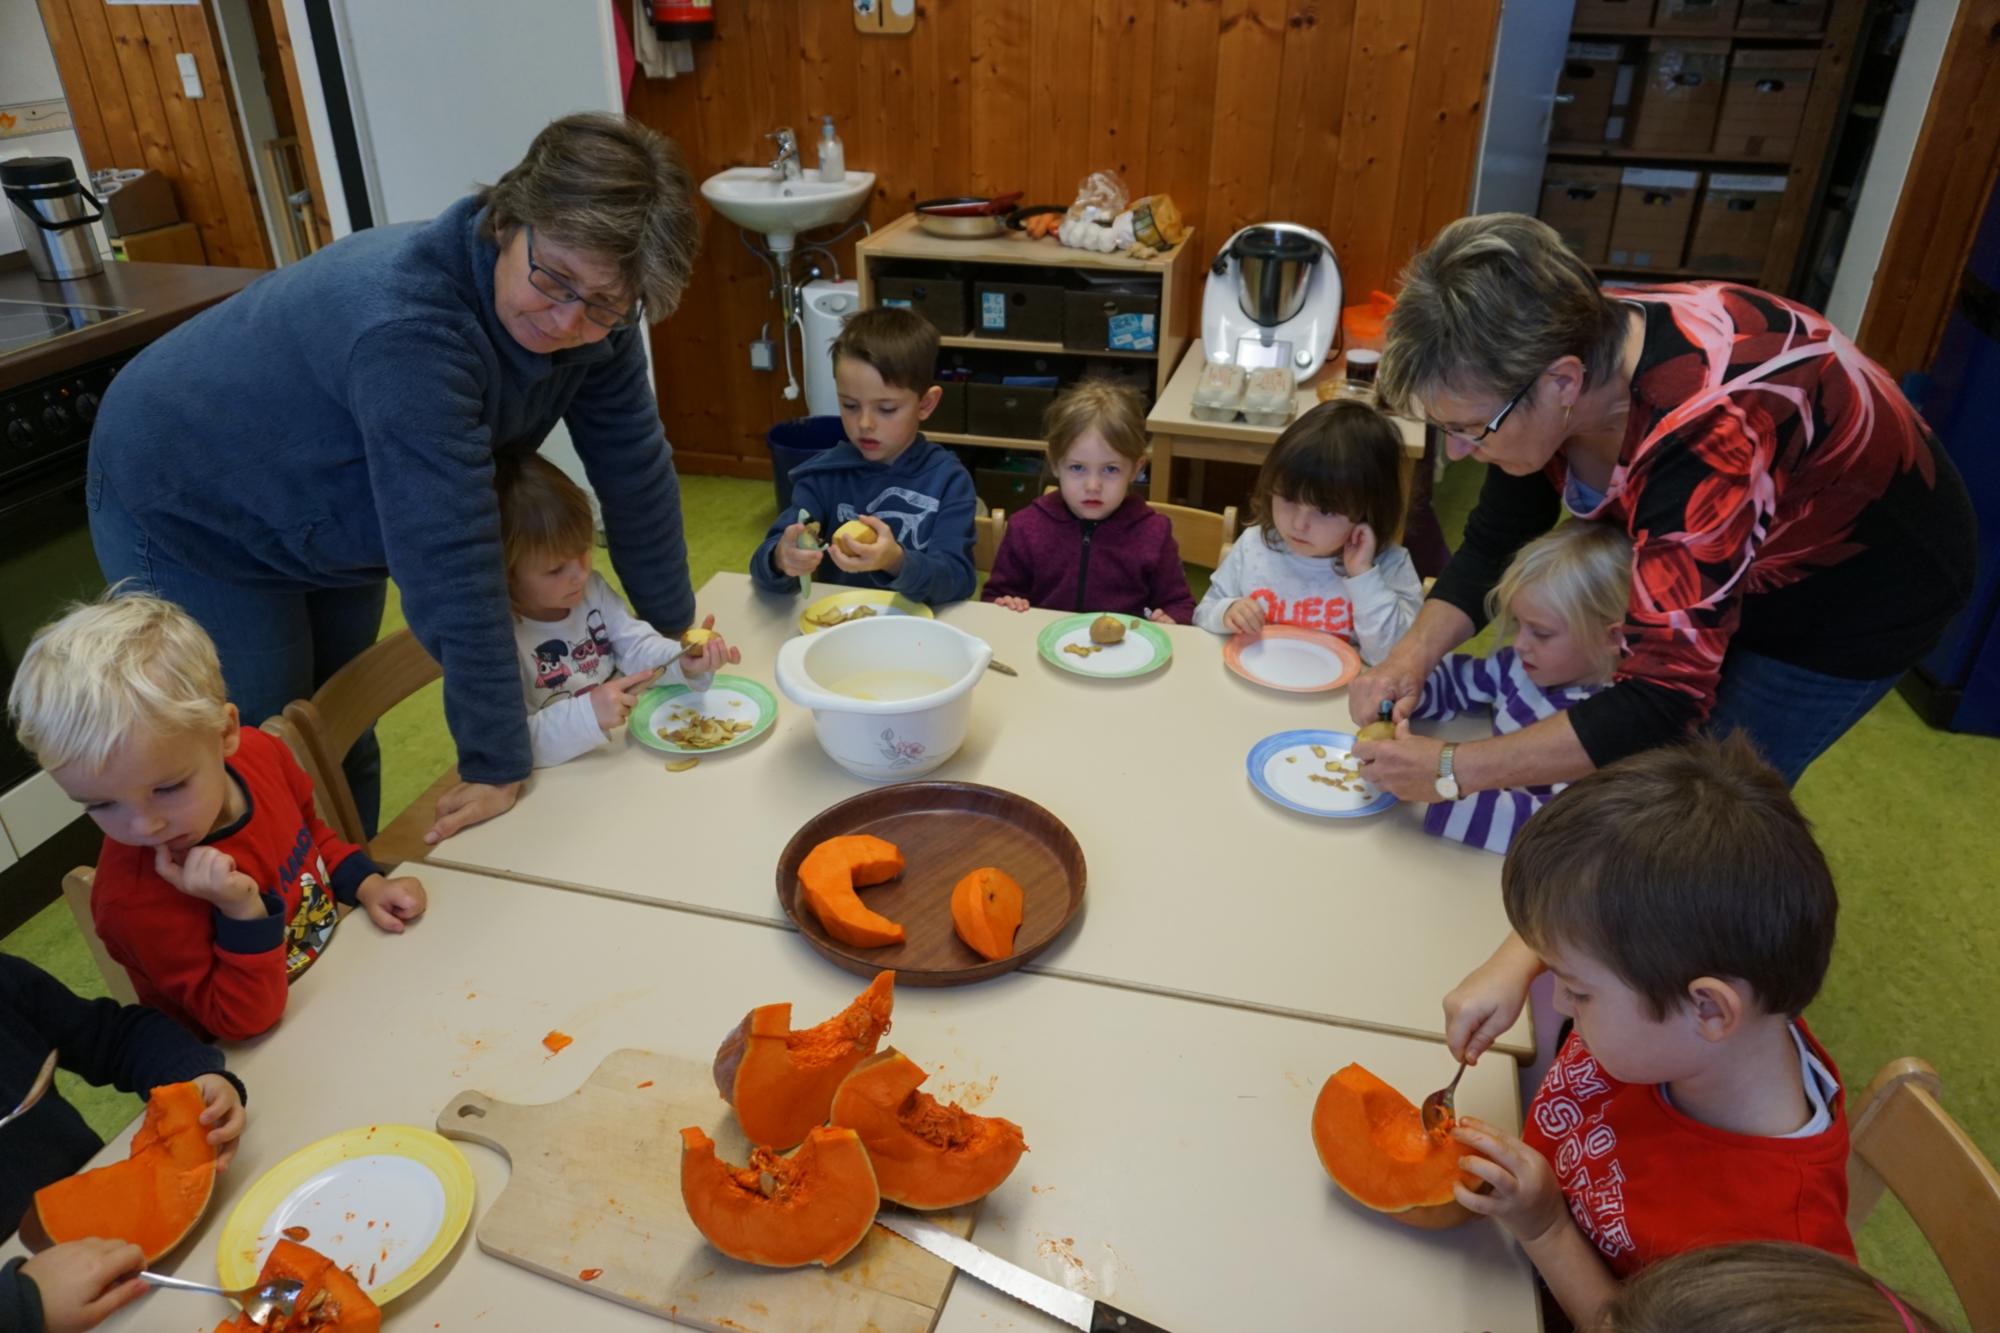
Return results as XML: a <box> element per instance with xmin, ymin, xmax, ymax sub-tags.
<box><xmin>437</xmin><ymin>1048</ymin><xmax>974</xmax><ymax>1332</ymax></box>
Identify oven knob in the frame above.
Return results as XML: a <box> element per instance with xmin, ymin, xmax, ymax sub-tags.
<box><xmin>6</xmin><ymin>417</ymin><xmax>33</xmax><ymax>450</ymax></box>
<box><xmin>43</xmin><ymin>404</ymin><xmax>73</xmax><ymax>435</ymax></box>
<box><xmin>75</xmin><ymin>391</ymin><xmax>101</xmax><ymax>423</ymax></box>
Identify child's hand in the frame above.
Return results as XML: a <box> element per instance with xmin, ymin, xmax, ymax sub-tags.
<box><xmin>1343</xmin><ymin>521</ymin><xmax>1378</xmax><ymax>575</ymax></box>
<box><xmin>994</xmin><ymin>596</ymin><xmax>1031</xmax><ymax>613</ymax></box>
<box><xmin>1222</xmin><ymin>597</ymin><xmax>1267</xmax><ymax>636</ymax></box>
<box><xmin>153</xmin><ymin>845</ymin><xmax>264</xmax><ymax>921</ymax></box>
<box><xmin>356</xmin><ymin>873</ymin><xmax>427</xmax><ymax>934</ymax></box>
<box><xmin>191</xmin><ymin>1072</ymin><xmax>246</xmax><ymax>1170</ymax></box>
<box><xmin>20</xmin><ymin>1238</ymin><xmax>148</xmax><ymax>1333</ymax></box>
<box><xmin>774</xmin><ymin>523</ymin><xmax>825</xmax><ymax>578</ymax></box>
<box><xmin>1451</xmin><ymin>1118</ymin><xmax>1567</xmax><ymax>1244</ymax></box>
<box><xmin>827</xmin><ymin>515</ymin><xmax>903</xmax><ymax>575</ymax></box>
<box><xmin>1442</xmin><ymin>932</ymin><xmax>1542</xmax><ymax>1064</ymax></box>
<box><xmin>590</xmin><ymin>668</ymin><xmax>660</xmax><ymax>731</ymax></box>
<box><xmin>1146</xmin><ymin>607</ymin><xmax>1176</xmax><ymax>625</ymax></box>
<box><xmin>680</xmin><ymin>615</ymin><xmax>741</xmax><ymax>678</ymax></box>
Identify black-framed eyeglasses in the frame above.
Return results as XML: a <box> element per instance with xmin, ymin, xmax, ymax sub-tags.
<box><xmin>523</xmin><ymin>225</ymin><xmax>641</xmax><ymax>330</ymax></box>
<box><xmin>1436</xmin><ymin>375</ymin><xmax>1539</xmax><ymax>443</ymax></box>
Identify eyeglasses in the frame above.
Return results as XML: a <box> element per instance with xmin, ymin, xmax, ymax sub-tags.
<box><xmin>523</xmin><ymin>225</ymin><xmax>641</xmax><ymax>330</ymax></box>
<box><xmin>1435</xmin><ymin>375</ymin><xmax>1539</xmax><ymax>443</ymax></box>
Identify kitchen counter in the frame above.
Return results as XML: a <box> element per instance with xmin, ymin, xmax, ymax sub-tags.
<box><xmin>0</xmin><ymin>252</ymin><xmax>264</xmax><ymax>380</ymax></box>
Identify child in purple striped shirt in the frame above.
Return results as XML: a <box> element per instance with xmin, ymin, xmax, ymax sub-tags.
<box><xmin>1411</xmin><ymin>521</ymin><xmax>1631</xmax><ymax>853</ymax></box>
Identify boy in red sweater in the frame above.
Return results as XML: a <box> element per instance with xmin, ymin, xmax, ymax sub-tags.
<box><xmin>1440</xmin><ymin>735</ymin><xmax>1849</xmax><ymax>1328</ymax></box>
<box><xmin>9</xmin><ymin>594</ymin><xmax>425</xmax><ymax>1041</ymax></box>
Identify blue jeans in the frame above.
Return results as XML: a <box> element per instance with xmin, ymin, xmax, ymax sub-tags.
<box><xmin>87</xmin><ymin>466</ymin><xmax>388</xmax><ymax>837</ymax></box>
<box><xmin>1707</xmin><ymin>645</ymin><xmax>1900</xmax><ymax>786</ymax></box>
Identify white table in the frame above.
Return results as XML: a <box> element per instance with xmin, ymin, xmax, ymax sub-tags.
<box><xmin>4</xmin><ymin>866</ymin><xmax>1538</xmax><ymax>1331</ymax></box>
<box><xmin>430</xmin><ymin>574</ymin><xmax>1530</xmax><ymax>1058</ymax></box>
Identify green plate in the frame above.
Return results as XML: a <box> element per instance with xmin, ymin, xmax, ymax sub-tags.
<box><xmin>1036</xmin><ymin>613</ymin><xmax>1172</xmax><ymax>679</ymax></box>
<box><xmin>628</xmin><ymin>674</ymin><xmax>778</xmax><ymax>755</ymax></box>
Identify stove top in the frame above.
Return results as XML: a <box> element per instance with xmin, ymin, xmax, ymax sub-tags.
<box><xmin>0</xmin><ymin>297</ymin><xmax>139</xmax><ymax>359</ymax></box>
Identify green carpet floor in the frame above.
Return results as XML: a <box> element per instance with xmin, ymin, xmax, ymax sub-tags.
<box><xmin>5</xmin><ymin>465</ymin><xmax>1993</xmax><ymax>1327</ymax></box>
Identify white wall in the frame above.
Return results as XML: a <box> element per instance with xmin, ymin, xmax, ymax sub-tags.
<box><xmin>1824</xmin><ymin>0</ymin><xmax>1959</xmax><ymax>337</ymax></box>
<box><xmin>0</xmin><ymin>5</ymin><xmax>106</xmax><ymax>261</ymax></box>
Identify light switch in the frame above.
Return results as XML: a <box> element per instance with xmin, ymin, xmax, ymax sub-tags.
<box><xmin>175</xmin><ymin>52</ymin><xmax>204</xmax><ymax>100</ymax></box>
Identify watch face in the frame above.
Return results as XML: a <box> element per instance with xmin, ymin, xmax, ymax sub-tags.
<box><xmin>1435</xmin><ymin>777</ymin><xmax>1461</xmax><ymax>801</ymax></box>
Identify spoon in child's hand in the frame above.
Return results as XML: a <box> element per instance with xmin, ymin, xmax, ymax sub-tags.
<box><xmin>1419</xmin><ymin>1059</ymin><xmax>1467</xmax><ymax>1134</ymax></box>
<box><xmin>0</xmin><ymin>1049</ymin><xmax>57</xmax><ymax>1132</ymax></box>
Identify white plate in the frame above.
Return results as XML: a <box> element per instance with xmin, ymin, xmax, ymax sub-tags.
<box><xmin>1235</xmin><ymin>636</ymin><xmax>1351</xmax><ymax>690</ymax></box>
<box><xmin>243</xmin><ymin>1156</ymin><xmax>445</xmax><ymax>1290</ymax></box>
<box><xmin>1044</xmin><ymin>625</ymin><xmax>1162</xmax><ymax>677</ymax></box>
<box><xmin>1247</xmin><ymin>730</ymin><xmax>1397</xmax><ymax>818</ymax></box>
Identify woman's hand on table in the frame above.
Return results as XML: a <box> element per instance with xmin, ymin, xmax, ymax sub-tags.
<box><xmin>425</xmin><ymin>780</ymin><xmax>523</xmax><ymax>845</ymax></box>
<box><xmin>826</xmin><ymin>515</ymin><xmax>903</xmax><ymax>575</ymax></box>
<box><xmin>1352</xmin><ymin>720</ymin><xmax>1446</xmax><ymax>803</ymax></box>
<box><xmin>773</xmin><ymin>523</ymin><xmax>825</xmax><ymax>578</ymax></box>
<box><xmin>1442</xmin><ymin>931</ymin><xmax>1543</xmax><ymax>1064</ymax></box>
<box><xmin>994</xmin><ymin>596</ymin><xmax>1031</xmax><ymax>613</ymax></box>
<box><xmin>356</xmin><ymin>873</ymin><xmax>427</xmax><ymax>933</ymax></box>
<box><xmin>19</xmin><ymin>1239</ymin><xmax>148</xmax><ymax>1333</ymax></box>
<box><xmin>191</xmin><ymin>1072</ymin><xmax>246</xmax><ymax>1169</ymax></box>
<box><xmin>1222</xmin><ymin>597</ymin><xmax>1267</xmax><ymax>636</ymax></box>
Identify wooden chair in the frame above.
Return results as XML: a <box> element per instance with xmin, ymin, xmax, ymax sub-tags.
<box><xmin>61</xmin><ymin>868</ymin><xmax>138</xmax><ymax>1005</ymax></box>
<box><xmin>271</xmin><ymin>628</ymin><xmax>458</xmax><ymax>869</ymax></box>
<box><xmin>973</xmin><ymin>508</ymin><xmax>1006</xmax><ymax>573</ymax></box>
<box><xmin>1150</xmin><ymin>501</ymin><xmax>1239</xmax><ymax>570</ymax></box>
<box><xmin>1847</xmin><ymin>1056</ymin><xmax>2000</xmax><ymax>1330</ymax></box>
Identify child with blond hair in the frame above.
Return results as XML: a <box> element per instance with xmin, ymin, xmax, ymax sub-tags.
<box><xmin>8</xmin><ymin>593</ymin><xmax>426</xmax><ymax>1042</ymax></box>
<box><xmin>982</xmin><ymin>379</ymin><xmax>1194</xmax><ymax>622</ymax></box>
<box><xmin>1597</xmin><ymin>1241</ymin><xmax>1944</xmax><ymax>1332</ymax></box>
<box><xmin>496</xmin><ymin>454</ymin><xmax>733</xmax><ymax>767</ymax></box>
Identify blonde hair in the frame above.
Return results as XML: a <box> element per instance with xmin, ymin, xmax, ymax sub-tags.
<box><xmin>1487</xmin><ymin>520</ymin><xmax>1631</xmax><ymax>683</ymax></box>
<box><xmin>1597</xmin><ymin>1242</ymin><xmax>1946</xmax><ymax>1333</ymax></box>
<box><xmin>496</xmin><ymin>452</ymin><xmax>595</xmax><ymax>578</ymax></box>
<box><xmin>1379</xmin><ymin>213</ymin><xmax>1627</xmax><ymax>418</ymax></box>
<box><xmin>7</xmin><ymin>590</ymin><xmax>229</xmax><ymax>774</ymax></box>
<box><xmin>1043</xmin><ymin>379</ymin><xmax>1149</xmax><ymax>466</ymax></box>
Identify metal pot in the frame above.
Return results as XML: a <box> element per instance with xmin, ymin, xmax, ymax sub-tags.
<box><xmin>913</xmin><ymin>192</ymin><xmax>1024</xmax><ymax>241</ymax></box>
<box><xmin>1</xmin><ymin>157</ymin><xmax>105</xmax><ymax>282</ymax></box>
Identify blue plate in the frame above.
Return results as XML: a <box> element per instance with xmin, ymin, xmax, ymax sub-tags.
<box><xmin>1246</xmin><ymin>729</ymin><xmax>1398</xmax><ymax>820</ymax></box>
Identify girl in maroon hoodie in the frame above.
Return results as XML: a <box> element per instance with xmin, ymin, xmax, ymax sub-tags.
<box><xmin>981</xmin><ymin>380</ymin><xmax>1196</xmax><ymax>622</ymax></box>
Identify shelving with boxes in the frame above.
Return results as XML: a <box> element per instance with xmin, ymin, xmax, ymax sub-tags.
<box><xmin>1538</xmin><ymin>0</ymin><xmax>1865</xmax><ymax>295</ymax></box>
<box><xmin>855</xmin><ymin>213</ymin><xmax>1195</xmax><ymax>514</ymax></box>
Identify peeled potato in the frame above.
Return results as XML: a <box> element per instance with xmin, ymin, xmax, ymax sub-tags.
<box><xmin>832</xmin><ymin>520</ymin><xmax>877</xmax><ymax>548</ymax></box>
<box><xmin>681</xmin><ymin>627</ymin><xmax>720</xmax><ymax>649</ymax></box>
<box><xmin>1356</xmin><ymin>720</ymin><xmax>1397</xmax><ymax>743</ymax></box>
<box><xmin>1089</xmin><ymin>614</ymin><xmax>1127</xmax><ymax>645</ymax></box>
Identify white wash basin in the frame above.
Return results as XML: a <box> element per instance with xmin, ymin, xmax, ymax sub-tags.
<box><xmin>700</xmin><ymin>167</ymin><xmax>874</xmax><ymax>252</ymax></box>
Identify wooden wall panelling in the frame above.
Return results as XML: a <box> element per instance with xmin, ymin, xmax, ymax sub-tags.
<box><xmin>1855</xmin><ymin>0</ymin><xmax>2000</xmax><ymax>380</ymax></box>
<box><xmin>1388</xmin><ymin>0</ymin><xmax>1496</xmax><ymax>277</ymax></box>
<box><xmin>36</xmin><ymin>1</ymin><xmax>115</xmax><ymax>168</ymax></box>
<box><xmin>967</xmin><ymin>5</ymin><xmax>1031</xmax><ymax>198</ymax></box>
<box><xmin>258</xmin><ymin>0</ymin><xmax>331</xmax><ymax>244</ymax></box>
<box><xmin>175</xmin><ymin>2</ymin><xmax>267</xmax><ymax>267</ymax></box>
<box><xmin>41</xmin><ymin>0</ymin><xmax>146</xmax><ymax>167</ymax></box>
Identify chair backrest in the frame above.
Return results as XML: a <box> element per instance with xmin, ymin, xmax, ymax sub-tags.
<box><xmin>1846</xmin><ymin>1056</ymin><xmax>2000</xmax><ymax>1330</ymax></box>
<box><xmin>260</xmin><ymin>714</ymin><xmax>353</xmax><ymax>842</ymax></box>
<box><xmin>281</xmin><ymin>628</ymin><xmax>442</xmax><ymax>847</ymax></box>
<box><xmin>973</xmin><ymin>509</ymin><xmax>1006</xmax><ymax>573</ymax></box>
<box><xmin>61</xmin><ymin>867</ymin><xmax>138</xmax><ymax>1006</ymax></box>
<box><xmin>1150</xmin><ymin>501</ymin><xmax>1240</xmax><ymax>570</ymax></box>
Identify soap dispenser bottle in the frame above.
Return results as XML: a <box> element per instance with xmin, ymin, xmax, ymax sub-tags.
<box><xmin>817</xmin><ymin>115</ymin><xmax>845</xmax><ymax>183</ymax></box>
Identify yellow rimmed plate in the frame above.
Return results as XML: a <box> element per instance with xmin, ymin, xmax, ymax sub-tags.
<box><xmin>217</xmin><ymin>1124</ymin><xmax>474</xmax><ymax>1304</ymax></box>
<box><xmin>797</xmin><ymin>587</ymin><xmax>936</xmax><ymax>635</ymax></box>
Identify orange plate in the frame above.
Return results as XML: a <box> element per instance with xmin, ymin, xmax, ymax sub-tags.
<box><xmin>1224</xmin><ymin>626</ymin><xmax>1362</xmax><ymax>693</ymax></box>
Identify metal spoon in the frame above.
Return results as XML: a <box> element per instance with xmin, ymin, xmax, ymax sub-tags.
<box><xmin>0</xmin><ymin>1050</ymin><xmax>58</xmax><ymax>1133</ymax></box>
<box><xmin>137</xmin><ymin>1272</ymin><xmax>305</xmax><ymax>1325</ymax></box>
<box><xmin>1420</xmin><ymin>1060</ymin><xmax>1467</xmax><ymax>1133</ymax></box>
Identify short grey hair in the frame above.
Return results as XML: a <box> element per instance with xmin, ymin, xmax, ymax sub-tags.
<box><xmin>476</xmin><ymin>112</ymin><xmax>699</xmax><ymax>322</ymax></box>
<box><xmin>1378</xmin><ymin>213</ymin><xmax>1627</xmax><ymax>416</ymax></box>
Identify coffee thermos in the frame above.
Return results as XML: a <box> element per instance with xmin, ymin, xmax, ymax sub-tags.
<box><xmin>2</xmin><ymin>156</ymin><xmax>106</xmax><ymax>282</ymax></box>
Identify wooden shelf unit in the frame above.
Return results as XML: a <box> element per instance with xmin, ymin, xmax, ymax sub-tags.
<box><xmin>1547</xmin><ymin>142</ymin><xmax>1792</xmax><ymax>165</ymax></box>
<box><xmin>935</xmin><ymin>333</ymin><xmax>1160</xmax><ymax>359</ymax></box>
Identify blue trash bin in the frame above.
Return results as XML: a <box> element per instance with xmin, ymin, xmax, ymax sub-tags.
<box><xmin>765</xmin><ymin>416</ymin><xmax>847</xmax><ymax>514</ymax></box>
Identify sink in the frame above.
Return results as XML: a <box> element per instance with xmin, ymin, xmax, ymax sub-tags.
<box><xmin>700</xmin><ymin>167</ymin><xmax>875</xmax><ymax>252</ymax></box>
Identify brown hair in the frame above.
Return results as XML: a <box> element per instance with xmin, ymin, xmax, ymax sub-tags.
<box><xmin>1378</xmin><ymin>212</ymin><xmax>1628</xmax><ymax>418</ymax></box>
<box><xmin>1043</xmin><ymin>379</ymin><xmax>1149</xmax><ymax>465</ymax></box>
<box><xmin>1597</xmin><ymin>1242</ymin><xmax>1946</xmax><ymax>1333</ymax></box>
<box><xmin>496</xmin><ymin>452</ymin><xmax>595</xmax><ymax>580</ymax></box>
<box><xmin>1503</xmin><ymin>733</ymin><xmax>1837</xmax><ymax>1020</ymax></box>
<box><xmin>475</xmin><ymin>112</ymin><xmax>699</xmax><ymax>322</ymax></box>
<box><xmin>830</xmin><ymin>306</ymin><xmax>940</xmax><ymax>393</ymax></box>
<box><xmin>1250</xmin><ymin>400</ymin><xmax>1404</xmax><ymax>549</ymax></box>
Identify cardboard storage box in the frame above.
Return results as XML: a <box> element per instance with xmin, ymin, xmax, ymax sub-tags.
<box><xmin>973</xmin><ymin>281</ymin><xmax>1065</xmax><ymax>342</ymax></box>
<box><xmin>1654</xmin><ymin>0</ymin><xmax>1740</xmax><ymax>28</ymax></box>
<box><xmin>966</xmin><ymin>383</ymin><xmax>1057</xmax><ymax>439</ymax></box>
<box><xmin>875</xmin><ymin>275</ymin><xmax>968</xmax><ymax>336</ymax></box>
<box><xmin>1713</xmin><ymin>48</ymin><xmax>1817</xmax><ymax>157</ymax></box>
<box><xmin>973</xmin><ymin>460</ymin><xmax>1046</xmax><ymax>514</ymax></box>
<box><xmin>1553</xmin><ymin>43</ymin><xmax>1638</xmax><ymax>144</ymax></box>
<box><xmin>1572</xmin><ymin>0</ymin><xmax>1652</xmax><ymax>30</ymax></box>
<box><xmin>1685</xmin><ymin>174</ymin><xmax>1786</xmax><ymax>277</ymax></box>
<box><xmin>1062</xmin><ymin>286</ymin><xmax>1161</xmax><ymax>352</ymax></box>
<box><xmin>930</xmin><ymin>380</ymin><xmax>968</xmax><ymax>434</ymax></box>
<box><xmin>97</xmin><ymin>170</ymin><xmax>179</xmax><ymax>238</ymax></box>
<box><xmin>1540</xmin><ymin>164</ymin><xmax>1624</xmax><ymax>264</ymax></box>
<box><xmin>1608</xmin><ymin>167</ymin><xmax>1701</xmax><ymax>271</ymax></box>
<box><xmin>1630</xmin><ymin>39</ymin><xmax>1730</xmax><ymax>154</ymax></box>
<box><xmin>1735</xmin><ymin>0</ymin><xmax>1828</xmax><ymax>31</ymax></box>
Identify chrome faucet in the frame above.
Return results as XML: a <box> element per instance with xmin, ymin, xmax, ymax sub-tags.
<box><xmin>766</xmin><ymin>127</ymin><xmax>801</xmax><ymax>182</ymax></box>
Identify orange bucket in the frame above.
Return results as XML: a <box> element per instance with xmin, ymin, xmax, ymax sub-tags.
<box><xmin>1342</xmin><ymin>290</ymin><xmax>1396</xmax><ymax>353</ymax></box>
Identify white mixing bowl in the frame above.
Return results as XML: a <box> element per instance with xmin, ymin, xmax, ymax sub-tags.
<box><xmin>774</xmin><ymin>615</ymin><xmax>993</xmax><ymax>781</ymax></box>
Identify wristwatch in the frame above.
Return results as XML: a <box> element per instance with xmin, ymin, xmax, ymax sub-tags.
<box><xmin>1435</xmin><ymin>743</ymin><xmax>1461</xmax><ymax>801</ymax></box>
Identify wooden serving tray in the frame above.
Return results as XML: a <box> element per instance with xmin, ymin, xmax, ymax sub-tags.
<box><xmin>776</xmin><ymin>782</ymin><xmax>1086</xmax><ymax>985</ymax></box>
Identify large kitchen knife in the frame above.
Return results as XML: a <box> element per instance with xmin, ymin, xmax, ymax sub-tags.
<box><xmin>875</xmin><ymin>1211</ymin><xmax>1171</xmax><ymax>1332</ymax></box>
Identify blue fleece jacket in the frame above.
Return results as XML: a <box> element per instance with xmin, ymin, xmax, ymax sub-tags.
<box><xmin>750</xmin><ymin>436</ymin><xmax>977</xmax><ymax>605</ymax></box>
<box><xmin>87</xmin><ymin>196</ymin><xmax>692</xmax><ymax>785</ymax></box>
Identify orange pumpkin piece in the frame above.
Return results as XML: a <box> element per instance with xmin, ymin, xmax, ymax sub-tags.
<box><xmin>799</xmin><ymin>836</ymin><xmax>906</xmax><ymax>948</ymax></box>
<box><xmin>211</xmin><ymin>1239</ymin><xmax>380</xmax><ymax>1331</ymax></box>
<box><xmin>1311</xmin><ymin>1063</ymin><xmax>1479</xmax><ymax>1230</ymax></box>
<box><xmin>680</xmin><ymin>1124</ymin><xmax>880</xmax><ymax>1268</ymax></box>
<box><xmin>34</xmin><ymin>1080</ymin><xmax>216</xmax><ymax>1261</ymax></box>
<box><xmin>829</xmin><ymin>1049</ymin><xmax>1028</xmax><ymax>1209</ymax></box>
<box><xmin>713</xmin><ymin>971</ymin><xmax>896</xmax><ymax>1149</ymax></box>
<box><xmin>950</xmin><ymin>867</ymin><xmax>1024</xmax><ymax>962</ymax></box>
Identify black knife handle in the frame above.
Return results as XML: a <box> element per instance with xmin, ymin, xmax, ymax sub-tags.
<box><xmin>1092</xmin><ymin>1303</ymin><xmax>1172</xmax><ymax>1333</ymax></box>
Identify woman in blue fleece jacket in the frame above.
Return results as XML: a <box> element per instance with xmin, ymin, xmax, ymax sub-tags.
<box><xmin>85</xmin><ymin>114</ymin><xmax>702</xmax><ymax>843</ymax></box>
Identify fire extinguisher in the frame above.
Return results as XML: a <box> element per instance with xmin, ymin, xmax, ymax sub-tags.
<box><xmin>652</xmin><ymin>0</ymin><xmax>714</xmax><ymax>41</ymax></box>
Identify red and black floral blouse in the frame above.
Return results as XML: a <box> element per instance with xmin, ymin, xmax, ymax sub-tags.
<box><xmin>1430</xmin><ymin>282</ymin><xmax>1976</xmax><ymax>766</ymax></box>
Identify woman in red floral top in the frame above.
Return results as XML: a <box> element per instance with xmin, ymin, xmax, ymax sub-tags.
<box><xmin>1352</xmin><ymin>214</ymin><xmax>1975</xmax><ymax>796</ymax></box>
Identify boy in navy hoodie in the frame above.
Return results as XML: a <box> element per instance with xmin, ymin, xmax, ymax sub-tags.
<box><xmin>752</xmin><ymin>308</ymin><xmax>977</xmax><ymax>605</ymax></box>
